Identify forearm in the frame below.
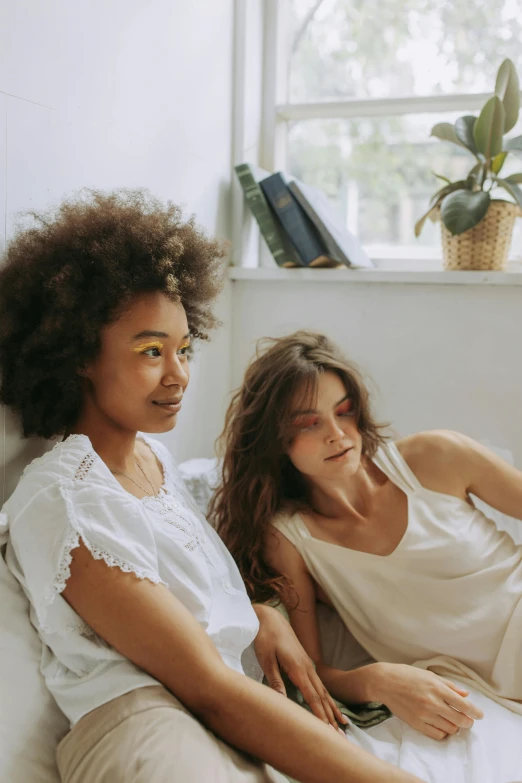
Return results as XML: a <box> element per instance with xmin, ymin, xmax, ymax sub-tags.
<box><xmin>63</xmin><ymin>552</ymin><xmax>415</xmax><ymax>781</ymax></box>
<box><xmin>316</xmin><ymin>661</ymin><xmax>383</xmax><ymax>704</ymax></box>
<box><xmin>197</xmin><ymin>669</ymin><xmax>423</xmax><ymax>783</ymax></box>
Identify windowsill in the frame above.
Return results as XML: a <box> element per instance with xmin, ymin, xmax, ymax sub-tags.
<box><xmin>229</xmin><ymin>265</ymin><xmax>522</xmax><ymax>285</ymax></box>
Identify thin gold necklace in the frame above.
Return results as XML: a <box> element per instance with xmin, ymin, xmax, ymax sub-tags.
<box><xmin>114</xmin><ymin>457</ymin><xmax>204</xmax><ymax>547</ymax></box>
<box><xmin>111</xmin><ymin>458</ymin><xmax>157</xmax><ymax>497</ymax></box>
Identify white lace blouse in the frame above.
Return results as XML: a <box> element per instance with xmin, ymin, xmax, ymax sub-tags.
<box><xmin>3</xmin><ymin>433</ymin><xmax>260</xmax><ymax>726</ymax></box>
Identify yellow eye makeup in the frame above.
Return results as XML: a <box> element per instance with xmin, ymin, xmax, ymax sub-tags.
<box><xmin>132</xmin><ymin>341</ymin><xmax>164</xmax><ymax>353</ymax></box>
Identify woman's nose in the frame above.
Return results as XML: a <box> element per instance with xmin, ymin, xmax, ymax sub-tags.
<box><xmin>163</xmin><ymin>356</ymin><xmax>189</xmax><ymax>388</ymax></box>
<box><xmin>325</xmin><ymin>419</ymin><xmax>344</xmax><ymax>442</ymax></box>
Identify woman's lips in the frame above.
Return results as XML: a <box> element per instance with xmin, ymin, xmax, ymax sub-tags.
<box><xmin>325</xmin><ymin>447</ymin><xmax>352</xmax><ymax>462</ymax></box>
<box><xmin>152</xmin><ymin>400</ymin><xmax>182</xmax><ymax>413</ymax></box>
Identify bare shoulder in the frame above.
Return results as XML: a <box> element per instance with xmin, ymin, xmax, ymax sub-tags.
<box><xmin>395</xmin><ymin>430</ymin><xmax>473</xmax><ymax>497</ymax></box>
<box><xmin>264</xmin><ymin>520</ymin><xmax>318</xmax><ymax>618</ymax></box>
<box><xmin>264</xmin><ymin>520</ymin><xmax>307</xmax><ymax>574</ymax></box>
<box><xmin>396</xmin><ymin>429</ymin><xmax>469</xmax><ymax>465</ymax></box>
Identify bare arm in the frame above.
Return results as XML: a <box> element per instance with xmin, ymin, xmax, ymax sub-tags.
<box><xmin>264</xmin><ymin>526</ymin><xmax>483</xmax><ymax>741</ymax></box>
<box><xmin>397</xmin><ymin>429</ymin><xmax>522</xmax><ymax>518</ymax></box>
<box><xmin>264</xmin><ymin>526</ymin><xmax>378</xmax><ymax>703</ymax></box>
<box><xmin>62</xmin><ymin>541</ymin><xmax>423</xmax><ymax>783</ymax></box>
<box><xmin>250</xmin><ymin>601</ymin><xmax>348</xmax><ymax>729</ymax></box>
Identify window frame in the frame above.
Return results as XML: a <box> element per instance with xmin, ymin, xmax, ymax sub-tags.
<box><xmin>249</xmin><ymin>0</ymin><xmax>522</xmax><ymax>270</ymax></box>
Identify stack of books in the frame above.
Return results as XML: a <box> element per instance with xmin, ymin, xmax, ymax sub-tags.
<box><xmin>235</xmin><ymin>163</ymin><xmax>373</xmax><ymax>269</ymax></box>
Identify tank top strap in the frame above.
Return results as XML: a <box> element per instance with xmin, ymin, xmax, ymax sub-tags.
<box><xmin>271</xmin><ymin>510</ymin><xmax>311</xmax><ymax>551</ymax></box>
<box><xmin>372</xmin><ymin>441</ymin><xmax>423</xmax><ymax>495</ymax></box>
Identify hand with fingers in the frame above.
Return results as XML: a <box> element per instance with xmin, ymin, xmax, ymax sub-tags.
<box><xmin>369</xmin><ymin>663</ymin><xmax>484</xmax><ymax>740</ymax></box>
<box><xmin>252</xmin><ymin>603</ymin><xmax>348</xmax><ymax>732</ymax></box>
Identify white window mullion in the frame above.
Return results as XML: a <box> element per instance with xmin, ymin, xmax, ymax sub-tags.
<box><xmin>261</xmin><ymin>0</ymin><xmax>291</xmax><ymax>173</ymax></box>
<box><xmin>277</xmin><ymin>92</ymin><xmax>495</xmax><ymax>122</ymax></box>
<box><xmin>231</xmin><ymin>0</ymin><xmax>267</xmax><ymax>268</ymax></box>
<box><xmin>257</xmin><ymin>0</ymin><xmax>292</xmax><ymax>267</ymax></box>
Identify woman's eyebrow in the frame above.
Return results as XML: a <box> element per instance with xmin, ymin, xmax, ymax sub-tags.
<box><xmin>131</xmin><ymin>330</ymin><xmax>190</xmax><ymax>341</ymax></box>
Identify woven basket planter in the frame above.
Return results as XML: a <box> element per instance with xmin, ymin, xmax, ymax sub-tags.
<box><xmin>438</xmin><ymin>200</ymin><xmax>521</xmax><ymax>271</ymax></box>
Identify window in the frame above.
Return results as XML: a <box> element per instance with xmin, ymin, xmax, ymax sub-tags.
<box><xmin>264</xmin><ymin>0</ymin><xmax>522</xmax><ymax>264</ymax></box>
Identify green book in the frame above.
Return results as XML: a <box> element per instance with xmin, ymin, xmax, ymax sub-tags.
<box><xmin>235</xmin><ymin>163</ymin><xmax>300</xmax><ymax>267</ymax></box>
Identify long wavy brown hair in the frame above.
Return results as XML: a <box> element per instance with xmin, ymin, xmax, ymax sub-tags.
<box><xmin>210</xmin><ymin>331</ymin><xmax>389</xmax><ymax>605</ymax></box>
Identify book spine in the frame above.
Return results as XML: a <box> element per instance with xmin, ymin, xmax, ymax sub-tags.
<box><xmin>259</xmin><ymin>174</ymin><xmax>329</xmax><ymax>267</ymax></box>
<box><xmin>235</xmin><ymin>165</ymin><xmax>297</xmax><ymax>267</ymax></box>
<box><xmin>288</xmin><ymin>182</ymin><xmax>351</xmax><ymax>267</ymax></box>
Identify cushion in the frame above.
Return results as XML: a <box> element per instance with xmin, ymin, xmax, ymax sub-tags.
<box><xmin>1</xmin><ymin>408</ymin><xmax>67</xmax><ymax>782</ymax></box>
<box><xmin>0</xmin><ymin>515</ymin><xmax>68</xmax><ymax>783</ymax></box>
<box><xmin>1</xmin><ymin>406</ymin><xmax>55</xmax><ymax>501</ymax></box>
<box><xmin>178</xmin><ymin>457</ymin><xmax>221</xmax><ymax>518</ymax></box>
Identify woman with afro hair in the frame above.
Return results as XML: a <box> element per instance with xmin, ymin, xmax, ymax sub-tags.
<box><xmin>0</xmin><ymin>190</ymin><xmax>422</xmax><ymax>783</ymax></box>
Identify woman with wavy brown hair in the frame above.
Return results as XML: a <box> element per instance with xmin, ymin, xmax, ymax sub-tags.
<box><xmin>213</xmin><ymin>330</ymin><xmax>522</xmax><ymax>781</ymax></box>
<box><xmin>0</xmin><ymin>191</ymin><xmax>424</xmax><ymax>783</ymax></box>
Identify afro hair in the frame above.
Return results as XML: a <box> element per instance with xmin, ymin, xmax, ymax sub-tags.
<box><xmin>0</xmin><ymin>188</ymin><xmax>225</xmax><ymax>439</ymax></box>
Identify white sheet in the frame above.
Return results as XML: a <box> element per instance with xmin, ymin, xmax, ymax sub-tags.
<box><xmin>345</xmin><ymin>681</ymin><xmax>522</xmax><ymax>783</ymax></box>
<box><xmin>317</xmin><ymin>601</ymin><xmax>522</xmax><ymax>782</ymax></box>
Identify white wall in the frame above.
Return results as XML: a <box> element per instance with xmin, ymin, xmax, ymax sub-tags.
<box><xmin>0</xmin><ymin>0</ymin><xmax>235</xmax><ymax>502</ymax></box>
<box><xmin>230</xmin><ymin>279</ymin><xmax>522</xmax><ymax>466</ymax></box>
<box><xmin>6</xmin><ymin>0</ymin><xmax>521</xmax><ymax>508</ymax></box>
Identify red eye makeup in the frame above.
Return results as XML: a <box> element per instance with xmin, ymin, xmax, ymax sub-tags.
<box><xmin>293</xmin><ymin>414</ymin><xmax>319</xmax><ymax>430</ymax></box>
<box><xmin>336</xmin><ymin>398</ymin><xmax>353</xmax><ymax>415</ymax></box>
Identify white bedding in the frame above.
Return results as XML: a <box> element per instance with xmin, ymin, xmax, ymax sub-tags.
<box><xmin>346</xmin><ymin>684</ymin><xmax>522</xmax><ymax>783</ymax></box>
<box><xmin>314</xmin><ymin>599</ymin><xmax>522</xmax><ymax>783</ymax></box>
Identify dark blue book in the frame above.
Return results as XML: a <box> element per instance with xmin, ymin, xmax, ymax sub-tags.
<box><xmin>260</xmin><ymin>173</ymin><xmax>335</xmax><ymax>267</ymax></box>
<box><xmin>289</xmin><ymin>179</ymin><xmax>373</xmax><ymax>269</ymax></box>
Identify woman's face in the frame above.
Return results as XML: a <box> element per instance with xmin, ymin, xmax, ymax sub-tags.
<box><xmin>286</xmin><ymin>371</ymin><xmax>362</xmax><ymax>482</ymax></box>
<box><xmin>80</xmin><ymin>292</ymin><xmax>190</xmax><ymax>434</ymax></box>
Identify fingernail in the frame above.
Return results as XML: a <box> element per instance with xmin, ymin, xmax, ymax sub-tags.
<box><xmin>341</xmin><ymin>715</ymin><xmax>350</xmax><ymax>724</ymax></box>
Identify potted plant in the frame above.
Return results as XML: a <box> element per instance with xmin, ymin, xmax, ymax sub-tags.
<box><xmin>415</xmin><ymin>59</ymin><xmax>522</xmax><ymax>270</ymax></box>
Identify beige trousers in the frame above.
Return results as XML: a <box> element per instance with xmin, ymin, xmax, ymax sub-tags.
<box><xmin>56</xmin><ymin>685</ymin><xmax>289</xmax><ymax>783</ymax></box>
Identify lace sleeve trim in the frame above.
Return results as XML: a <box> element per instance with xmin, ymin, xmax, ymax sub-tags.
<box><xmin>43</xmin><ymin>479</ymin><xmax>167</xmax><ymax>608</ymax></box>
